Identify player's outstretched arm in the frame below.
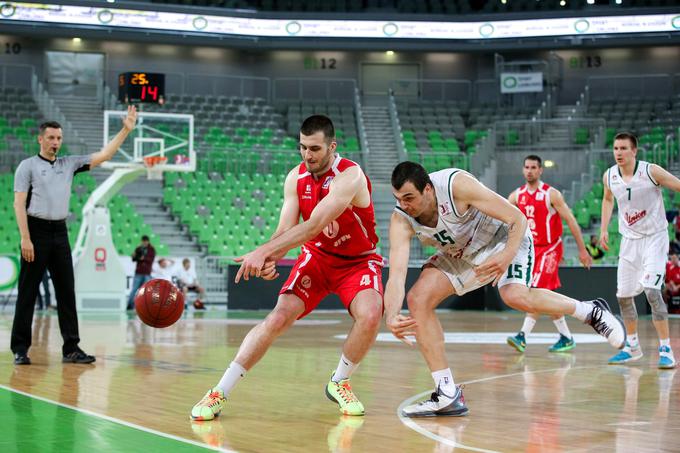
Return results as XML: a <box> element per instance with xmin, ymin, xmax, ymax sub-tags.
<box><xmin>600</xmin><ymin>171</ymin><xmax>614</xmax><ymax>251</ymax></box>
<box><xmin>235</xmin><ymin>166</ymin><xmax>363</xmax><ymax>283</ymax></box>
<box><xmin>650</xmin><ymin>164</ymin><xmax>680</xmax><ymax>193</ymax></box>
<box><xmin>550</xmin><ymin>188</ymin><xmax>592</xmax><ymax>268</ymax></box>
<box><xmin>90</xmin><ymin>105</ymin><xmax>138</xmax><ymax>169</ymax></box>
<box><xmin>454</xmin><ymin>174</ymin><xmax>527</xmax><ymax>286</ymax></box>
<box><xmin>384</xmin><ymin>211</ymin><xmax>417</xmax><ymax>346</ymax></box>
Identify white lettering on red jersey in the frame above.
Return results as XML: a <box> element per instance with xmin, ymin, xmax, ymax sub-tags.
<box><xmin>296</xmin><ymin>154</ymin><xmax>380</xmax><ymax>257</ymax></box>
<box><xmin>516</xmin><ymin>181</ymin><xmax>562</xmax><ymax>247</ymax></box>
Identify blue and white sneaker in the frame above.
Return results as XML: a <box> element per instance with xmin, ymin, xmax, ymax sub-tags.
<box><xmin>608</xmin><ymin>343</ymin><xmax>643</xmax><ymax>365</ymax></box>
<box><xmin>658</xmin><ymin>346</ymin><xmax>676</xmax><ymax>369</ymax></box>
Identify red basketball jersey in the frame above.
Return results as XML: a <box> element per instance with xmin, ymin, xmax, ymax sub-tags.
<box><xmin>296</xmin><ymin>155</ymin><xmax>379</xmax><ymax>257</ymax></box>
<box><xmin>516</xmin><ymin>182</ymin><xmax>563</xmax><ymax>247</ymax></box>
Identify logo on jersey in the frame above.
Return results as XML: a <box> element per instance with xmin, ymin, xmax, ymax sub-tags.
<box><xmin>536</xmin><ymin>193</ymin><xmax>545</xmax><ymax>201</ymax></box>
<box><xmin>625</xmin><ymin>209</ymin><xmax>647</xmax><ymax>226</ymax></box>
<box><xmin>439</xmin><ymin>202</ymin><xmax>452</xmax><ymax>216</ymax></box>
<box><xmin>301</xmin><ymin>275</ymin><xmax>312</xmax><ymax>289</ymax></box>
<box><xmin>322</xmin><ymin>176</ymin><xmax>333</xmax><ymax>189</ymax></box>
<box><xmin>323</xmin><ymin>220</ymin><xmax>340</xmax><ymax>239</ymax></box>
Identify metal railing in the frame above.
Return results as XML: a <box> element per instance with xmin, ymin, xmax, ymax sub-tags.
<box><xmin>353</xmin><ymin>86</ymin><xmax>369</xmax><ymax>166</ymax></box>
<box><xmin>389</xmin><ymin>78</ymin><xmax>472</xmax><ymax>104</ymax></box>
<box><xmin>272</xmin><ymin>78</ymin><xmax>356</xmax><ymax>102</ymax></box>
<box><xmin>388</xmin><ymin>90</ymin><xmax>407</xmax><ymax>162</ymax></box>
<box><xmin>492</xmin><ymin>118</ymin><xmax>606</xmax><ymax>150</ymax></box>
<box><xmin>0</xmin><ymin>63</ymin><xmax>34</xmax><ymax>90</ymax></box>
<box><xmin>30</xmin><ymin>73</ymin><xmax>87</xmax><ymax>154</ymax></box>
<box><xmin>586</xmin><ymin>74</ymin><xmax>673</xmax><ymax>101</ymax></box>
<box><xmin>196</xmin><ymin>256</ymin><xmax>229</xmax><ymax>304</ymax></box>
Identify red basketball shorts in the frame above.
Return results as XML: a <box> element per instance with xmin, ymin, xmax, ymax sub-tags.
<box><xmin>280</xmin><ymin>247</ymin><xmax>384</xmax><ymax>319</ymax></box>
<box><xmin>532</xmin><ymin>241</ymin><xmax>563</xmax><ymax>290</ymax></box>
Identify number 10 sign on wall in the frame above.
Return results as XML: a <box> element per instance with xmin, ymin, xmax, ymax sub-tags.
<box><xmin>118</xmin><ymin>72</ymin><xmax>166</xmax><ymax>104</ymax></box>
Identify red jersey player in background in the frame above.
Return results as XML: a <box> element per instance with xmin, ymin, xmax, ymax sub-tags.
<box><xmin>190</xmin><ymin>115</ymin><xmax>383</xmax><ymax>420</ymax></box>
<box><xmin>506</xmin><ymin>155</ymin><xmax>592</xmax><ymax>353</ymax></box>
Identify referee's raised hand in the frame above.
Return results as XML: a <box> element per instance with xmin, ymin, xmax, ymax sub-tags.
<box><xmin>20</xmin><ymin>237</ymin><xmax>34</xmax><ymax>262</ymax></box>
<box><xmin>122</xmin><ymin>105</ymin><xmax>138</xmax><ymax>132</ymax></box>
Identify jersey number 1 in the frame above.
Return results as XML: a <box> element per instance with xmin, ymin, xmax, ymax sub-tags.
<box><xmin>626</xmin><ymin>188</ymin><xmax>632</xmax><ymax>201</ymax></box>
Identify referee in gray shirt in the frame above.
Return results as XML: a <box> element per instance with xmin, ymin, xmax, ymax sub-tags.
<box><xmin>11</xmin><ymin>105</ymin><xmax>137</xmax><ymax>365</ymax></box>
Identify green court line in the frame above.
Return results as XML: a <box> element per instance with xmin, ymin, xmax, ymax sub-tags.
<box><xmin>0</xmin><ymin>385</ymin><xmax>232</xmax><ymax>453</ymax></box>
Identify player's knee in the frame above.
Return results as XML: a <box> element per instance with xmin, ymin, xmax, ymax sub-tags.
<box><xmin>355</xmin><ymin>304</ymin><xmax>382</xmax><ymax>331</ymax></box>
<box><xmin>644</xmin><ymin>288</ymin><xmax>668</xmax><ymax>321</ymax></box>
<box><xmin>500</xmin><ymin>285</ymin><xmax>532</xmax><ymax>312</ymax></box>
<box><xmin>265</xmin><ymin>309</ymin><xmax>296</xmax><ymax>333</ymax></box>
<box><xmin>406</xmin><ymin>290</ymin><xmax>430</xmax><ymax>315</ymax></box>
<box><xmin>617</xmin><ymin>296</ymin><xmax>637</xmax><ymax>322</ymax></box>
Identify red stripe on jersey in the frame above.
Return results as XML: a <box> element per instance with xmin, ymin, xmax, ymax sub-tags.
<box><xmin>516</xmin><ymin>182</ymin><xmax>563</xmax><ymax>247</ymax></box>
<box><xmin>296</xmin><ymin>156</ymin><xmax>379</xmax><ymax>257</ymax></box>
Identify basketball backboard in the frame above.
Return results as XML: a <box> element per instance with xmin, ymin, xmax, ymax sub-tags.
<box><xmin>102</xmin><ymin>110</ymin><xmax>196</xmax><ymax>176</ymax></box>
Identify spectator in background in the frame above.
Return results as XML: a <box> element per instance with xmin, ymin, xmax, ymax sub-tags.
<box><xmin>663</xmin><ymin>253</ymin><xmax>680</xmax><ymax>305</ymax></box>
<box><xmin>127</xmin><ymin>235</ymin><xmax>155</xmax><ymax>310</ymax></box>
<box><xmin>176</xmin><ymin>258</ymin><xmax>206</xmax><ymax>310</ymax></box>
<box><xmin>586</xmin><ymin>234</ymin><xmax>605</xmax><ymax>262</ymax></box>
<box><xmin>153</xmin><ymin>258</ymin><xmax>176</xmax><ymax>282</ymax></box>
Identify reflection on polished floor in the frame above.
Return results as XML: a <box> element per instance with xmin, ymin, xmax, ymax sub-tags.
<box><xmin>0</xmin><ymin>310</ymin><xmax>678</xmax><ymax>452</ymax></box>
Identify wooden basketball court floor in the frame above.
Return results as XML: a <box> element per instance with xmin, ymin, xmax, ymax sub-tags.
<box><xmin>0</xmin><ymin>309</ymin><xmax>678</xmax><ymax>452</ymax></box>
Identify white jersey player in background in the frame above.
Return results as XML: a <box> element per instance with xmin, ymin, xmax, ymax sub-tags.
<box><xmin>384</xmin><ymin>162</ymin><xmax>626</xmax><ymax>417</ymax></box>
<box><xmin>601</xmin><ymin>132</ymin><xmax>678</xmax><ymax>369</ymax></box>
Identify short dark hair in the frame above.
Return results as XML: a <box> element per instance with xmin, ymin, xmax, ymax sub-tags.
<box><xmin>614</xmin><ymin>132</ymin><xmax>638</xmax><ymax>149</ymax></box>
<box><xmin>524</xmin><ymin>155</ymin><xmax>542</xmax><ymax>167</ymax></box>
<box><xmin>141</xmin><ymin>235</ymin><xmax>150</xmax><ymax>242</ymax></box>
<box><xmin>391</xmin><ymin>161</ymin><xmax>433</xmax><ymax>192</ymax></box>
<box><xmin>39</xmin><ymin>121</ymin><xmax>62</xmax><ymax>135</ymax></box>
<box><xmin>300</xmin><ymin>115</ymin><xmax>335</xmax><ymax>142</ymax></box>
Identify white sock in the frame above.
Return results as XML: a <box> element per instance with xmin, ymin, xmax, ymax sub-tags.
<box><xmin>332</xmin><ymin>354</ymin><xmax>357</xmax><ymax>382</ymax></box>
<box><xmin>659</xmin><ymin>338</ymin><xmax>671</xmax><ymax>349</ymax></box>
<box><xmin>432</xmin><ymin>368</ymin><xmax>456</xmax><ymax>394</ymax></box>
<box><xmin>628</xmin><ymin>333</ymin><xmax>640</xmax><ymax>349</ymax></box>
<box><xmin>520</xmin><ymin>317</ymin><xmax>537</xmax><ymax>336</ymax></box>
<box><xmin>217</xmin><ymin>361</ymin><xmax>246</xmax><ymax>397</ymax></box>
<box><xmin>552</xmin><ymin>317</ymin><xmax>572</xmax><ymax>338</ymax></box>
<box><xmin>571</xmin><ymin>301</ymin><xmax>591</xmax><ymax>322</ymax></box>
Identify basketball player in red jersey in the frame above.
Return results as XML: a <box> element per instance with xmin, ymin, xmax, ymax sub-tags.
<box><xmin>506</xmin><ymin>155</ymin><xmax>592</xmax><ymax>353</ymax></box>
<box><xmin>191</xmin><ymin>115</ymin><xmax>383</xmax><ymax>420</ymax></box>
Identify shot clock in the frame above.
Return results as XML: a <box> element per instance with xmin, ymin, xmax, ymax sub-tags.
<box><xmin>118</xmin><ymin>72</ymin><xmax>165</xmax><ymax>104</ymax></box>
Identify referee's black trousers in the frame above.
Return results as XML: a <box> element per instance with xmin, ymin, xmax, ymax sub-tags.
<box><xmin>11</xmin><ymin>217</ymin><xmax>80</xmax><ymax>356</ymax></box>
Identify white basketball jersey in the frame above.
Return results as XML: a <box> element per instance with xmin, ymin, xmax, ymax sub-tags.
<box><xmin>395</xmin><ymin>168</ymin><xmax>504</xmax><ymax>260</ymax></box>
<box><xmin>606</xmin><ymin>160</ymin><xmax>668</xmax><ymax>239</ymax></box>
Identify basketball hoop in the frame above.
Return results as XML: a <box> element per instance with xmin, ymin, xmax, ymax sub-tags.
<box><xmin>143</xmin><ymin>156</ymin><xmax>167</xmax><ymax>180</ymax></box>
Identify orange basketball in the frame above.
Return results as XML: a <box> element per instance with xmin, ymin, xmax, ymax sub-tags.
<box><xmin>134</xmin><ymin>279</ymin><xmax>184</xmax><ymax>328</ymax></box>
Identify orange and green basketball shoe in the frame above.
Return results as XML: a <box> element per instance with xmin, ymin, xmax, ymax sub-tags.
<box><xmin>325</xmin><ymin>374</ymin><xmax>365</xmax><ymax>416</ymax></box>
<box><xmin>191</xmin><ymin>387</ymin><xmax>226</xmax><ymax>421</ymax></box>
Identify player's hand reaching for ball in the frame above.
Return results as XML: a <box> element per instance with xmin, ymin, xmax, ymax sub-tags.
<box><xmin>386</xmin><ymin>314</ymin><xmax>417</xmax><ymax>347</ymax></box>
<box><xmin>260</xmin><ymin>259</ymin><xmax>279</xmax><ymax>281</ymax></box>
<box><xmin>234</xmin><ymin>248</ymin><xmax>268</xmax><ymax>283</ymax></box>
<box><xmin>122</xmin><ymin>105</ymin><xmax>138</xmax><ymax>132</ymax></box>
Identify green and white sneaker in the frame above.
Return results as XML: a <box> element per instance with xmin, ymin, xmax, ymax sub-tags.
<box><xmin>507</xmin><ymin>332</ymin><xmax>526</xmax><ymax>353</ymax></box>
<box><xmin>325</xmin><ymin>374</ymin><xmax>365</xmax><ymax>416</ymax></box>
<box><xmin>191</xmin><ymin>387</ymin><xmax>226</xmax><ymax>421</ymax></box>
<box><xmin>549</xmin><ymin>334</ymin><xmax>575</xmax><ymax>352</ymax></box>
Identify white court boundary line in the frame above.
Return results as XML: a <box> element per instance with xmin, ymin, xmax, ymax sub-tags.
<box><xmin>397</xmin><ymin>366</ymin><xmax>598</xmax><ymax>453</ymax></box>
<box><xmin>0</xmin><ymin>384</ymin><xmax>235</xmax><ymax>453</ymax></box>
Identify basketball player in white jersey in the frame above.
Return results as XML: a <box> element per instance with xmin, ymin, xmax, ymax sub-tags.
<box><xmin>385</xmin><ymin>162</ymin><xmax>626</xmax><ymax>417</ymax></box>
<box><xmin>601</xmin><ymin>132</ymin><xmax>677</xmax><ymax>369</ymax></box>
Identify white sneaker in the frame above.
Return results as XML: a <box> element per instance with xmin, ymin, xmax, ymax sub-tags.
<box><xmin>401</xmin><ymin>385</ymin><xmax>468</xmax><ymax>418</ymax></box>
<box><xmin>659</xmin><ymin>346</ymin><xmax>677</xmax><ymax>369</ymax></box>
<box><xmin>585</xmin><ymin>298</ymin><xmax>626</xmax><ymax>349</ymax></box>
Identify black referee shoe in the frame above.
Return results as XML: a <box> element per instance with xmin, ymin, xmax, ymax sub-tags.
<box><xmin>14</xmin><ymin>353</ymin><xmax>31</xmax><ymax>365</ymax></box>
<box><xmin>63</xmin><ymin>349</ymin><xmax>96</xmax><ymax>364</ymax></box>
